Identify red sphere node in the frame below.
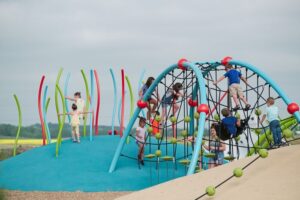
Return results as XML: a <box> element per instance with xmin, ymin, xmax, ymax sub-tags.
<box><xmin>287</xmin><ymin>102</ymin><xmax>299</xmax><ymax>114</ymax></box>
<box><xmin>197</xmin><ymin>104</ymin><xmax>210</xmax><ymax>115</ymax></box>
<box><xmin>178</xmin><ymin>58</ymin><xmax>188</xmax><ymax>70</ymax></box>
<box><xmin>137</xmin><ymin>100</ymin><xmax>148</xmax><ymax>109</ymax></box>
<box><xmin>188</xmin><ymin>98</ymin><xmax>198</xmax><ymax>107</ymax></box>
<box><xmin>221</xmin><ymin>56</ymin><xmax>233</xmax><ymax>66</ymax></box>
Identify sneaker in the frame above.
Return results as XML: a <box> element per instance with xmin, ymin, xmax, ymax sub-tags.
<box><xmin>245</xmin><ymin>104</ymin><xmax>251</xmax><ymax>110</ymax></box>
<box><xmin>77</xmin><ymin>140</ymin><xmax>81</xmax><ymax>143</ymax></box>
<box><xmin>141</xmin><ymin>160</ymin><xmax>145</xmax><ymax>166</ymax></box>
<box><xmin>233</xmin><ymin>106</ymin><xmax>240</xmax><ymax>111</ymax></box>
<box><xmin>72</xmin><ymin>140</ymin><xmax>77</xmax><ymax>143</ymax></box>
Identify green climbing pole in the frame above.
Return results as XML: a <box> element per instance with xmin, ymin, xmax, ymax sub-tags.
<box><xmin>13</xmin><ymin>94</ymin><xmax>22</xmax><ymax>157</ymax></box>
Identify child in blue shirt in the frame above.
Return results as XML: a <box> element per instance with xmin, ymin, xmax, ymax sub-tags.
<box><xmin>221</xmin><ymin>108</ymin><xmax>241</xmax><ymax>138</ymax></box>
<box><xmin>259</xmin><ymin>97</ymin><xmax>282</xmax><ymax>146</ymax></box>
<box><xmin>214</xmin><ymin>64</ymin><xmax>251</xmax><ymax>111</ymax></box>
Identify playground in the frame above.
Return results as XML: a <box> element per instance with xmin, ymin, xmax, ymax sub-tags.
<box><xmin>1</xmin><ymin>57</ymin><xmax>300</xmax><ymax>200</ymax></box>
<box><xmin>1</xmin><ymin>0</ymin><xmax>300</xmax><ymax>199</ymax></box>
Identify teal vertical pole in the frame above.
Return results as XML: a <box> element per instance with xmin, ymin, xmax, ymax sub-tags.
<box><xmin>109</xmin><ymin>68</ymin><xmax>117</xmax><ymax>135</ymax></box>
<box><xmin>43</xmin><ymin>85</ymin><xmax>51</xmax><ymax>144</ymax></box>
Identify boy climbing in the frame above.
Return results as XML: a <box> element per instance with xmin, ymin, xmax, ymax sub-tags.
<box><xmin>221</xmin><ymin>108</ymin><xmax>241</xmax><ymax>138</ymax></box>
<box><xmin>214</xmin><ymin>64</ymin><xmax>251</xmax><ymax>111</ymax></box>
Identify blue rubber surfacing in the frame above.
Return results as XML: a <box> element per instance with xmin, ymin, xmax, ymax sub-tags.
<box><xmin>0</xmin><ymin>136</ymin><xmax>192</xmax><ymax>192</ymax></box>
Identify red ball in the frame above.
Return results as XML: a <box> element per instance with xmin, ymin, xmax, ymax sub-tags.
<box><xmin>221</xmin><ymin>56</ymin><xmax>233</xmax><ymax>66</ymax></box>
<box><xmin>188</xmin><ymin>98</ymin><xmax>198</xmax><ymax>107</ymax></box>
<box><xmin>178</xmin><ymin>58</ymin><xmax>188</xmax><ymax>70</ymax></box>
<box><xmin>197</xmin><ymin>104</ymin><xmax>210</xmax><ymax>115</ymax></box>
<box><xmin>287</xmin><ymin>102</ymin><xmax>299</xmax><ymax>114</ymax></box>
<box><xmin>137</xmin><ymin>100</ymin><xmax>148</xmax><ymax>109</ymax></box>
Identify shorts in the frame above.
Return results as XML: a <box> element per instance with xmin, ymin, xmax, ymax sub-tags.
<box><xmin>161</xmin><ymin>96</ymin><xmax>173</xmax><ymax>108</ymax></box>
<box><xmin>72</xmin><ymin>125</ymin><xmax>79</xmax><ymax>134</ymax></box>
<box><xmin>229</xmin><ymin>84</ymin><xmax>244</xmax><ymax>97</ymax></box>
<box><xmin>209</xmin><ymin>152</ymin><xmax>224</xmax><ymax>165</ymax></box>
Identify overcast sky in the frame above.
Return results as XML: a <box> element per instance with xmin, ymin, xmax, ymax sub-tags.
<box><xmin>0</xmin><ymin>0</ymin><xmax>299</xmax><ymax>126</ymax></box>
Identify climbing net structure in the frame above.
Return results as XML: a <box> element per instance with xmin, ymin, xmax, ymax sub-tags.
<box><xmin>109</xmin><ymin>58</ymin><xmax>300</xmax><ymax>183</ymax></box>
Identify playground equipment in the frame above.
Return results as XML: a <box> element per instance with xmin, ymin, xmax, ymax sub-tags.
<box><xmin>109</xmin><ymin>57</ymin><xmax>300</xmax><ymax>178</ymax></box>
<box><xmin>10</xmin><ymin>57</ymin><xmax>300</xmax><ymax>178</ymax></box>
<box><xmin>31</xmin><ymin>66</ymin><xmax>138</xmax><ymax>156</ymax></box>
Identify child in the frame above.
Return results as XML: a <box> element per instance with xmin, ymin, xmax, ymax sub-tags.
<box><xmin>136</xmin><ymin>117</ymin><xmax>147</xmax><ymax>165</ymax></box>
<box><xmin>150</xmin><ymin>111</ymin><xmax>160</xmax><ymax>136</ymax></box>
<box><xmin>203</xmin><ymin>124</ymin><xmax>226</xmax><ymax>168</ymax></box>
<box><xmin>139</xmin><ymin>77</ymin><xmax>160</xmax><ymax>120</ymax></box>
<box><xmin>59</xmin><ymin>104</ymin><xmax>91</xmax><ymax>143</ymax></box>
<box><xmin>214</xmin><ymin>64</ymin><xmax>251</xmax><ymax>111</ymax></box>
<box><xmin>65</xmin><ymin>92</ymin><xmax>86</xmax><ymax>120</ymax></box>
<box><xmin>259</xmin><ymin>97</ymin><xmax>282</xmax><ymax>146</ymax></box>
<box><xmin>221</xmin><ymin>108</ymin><xmax>241</xmax><ymax>138</ymax></box>
<box><xmin>161</xmin><ymin>82</ymin><xmax>184</xmax><ymax>122</ymax></box>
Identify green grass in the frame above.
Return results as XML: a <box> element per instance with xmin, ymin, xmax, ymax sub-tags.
<box><xmin>0</xmin><ymin>190</ymin><xmax>6</xmax><ymax>200</ymax></box>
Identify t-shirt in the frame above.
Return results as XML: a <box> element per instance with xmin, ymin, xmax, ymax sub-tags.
<box><xmin>222</xmin><ymin>116</ymin><xmax>237</xmax><ymax>136</ymax></box>
<box><xmin>266</xmin><ymin>105</ymin><xmax>279</xmax><ymax>122</ymax></box>
<box><xmin>71</xmin><ymin>111</ymin><xmax>80</xmax><ymax>127</ymax></box>
<box><xmin>136</xmin><ymin>126</ymin><xmax>146</xmax><ymax>143</ymax></box>
<box><xmin>141</xmin><ymin>85</ymin><xmax>148</xmax><ymax>96</ymax></box>
<box><xmin>224</xmin><ymin>69</ymin><xmax>242</xmax><ymax>86</ymax></box>
<box><xmin>76</xmin><ymin>98</ymin><xmax>85</xmax><ymax>119</ymax></box>
<box><xmin>150</xmin><ymin>118</ymin><xmax>160</xmax><ymax>135</ymax></box>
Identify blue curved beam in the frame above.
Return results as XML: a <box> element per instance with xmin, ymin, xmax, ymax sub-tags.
<box><xmin>42</xmin><ymin>85</ymin><xmax>51</xmax><ymax>144</ymax></box>
<box><xmin>64</xmin><ymin>73</ymin><xmax>71</xmax><ymax>123</ymax></box>
<box><xmin>110</xmin><ymin>68</ymin><xmax>117</xmax><ymax>136</ymax></box>
<box><xmin>109</xmin><ymin>62</ymin><xmax>208</xmax><ymax>175</ymax></box>
<box><xmin>231</xmin><ymin>60</ymin><xmax>300</xmax><ymax>123</ymax></box>
<box><xmin>89</xmin><ymin>69</ymin><xmax>94</xmax><ymax>141</ymax></box>
<box><xmin>199</xmin><ymin>60</ymin><xmax>300</xmax><ymax>123</ymax></box>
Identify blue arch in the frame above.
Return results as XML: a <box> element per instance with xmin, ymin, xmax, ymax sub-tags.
<box><xmin>109</xmin><ymin>62</ymin><xmax>208</xmax><ymax>174</ymax></box>
<box><xmin>198</xmin><ymin>60</ymin><xmax>300</xmax><ymax>123</ymax></box>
